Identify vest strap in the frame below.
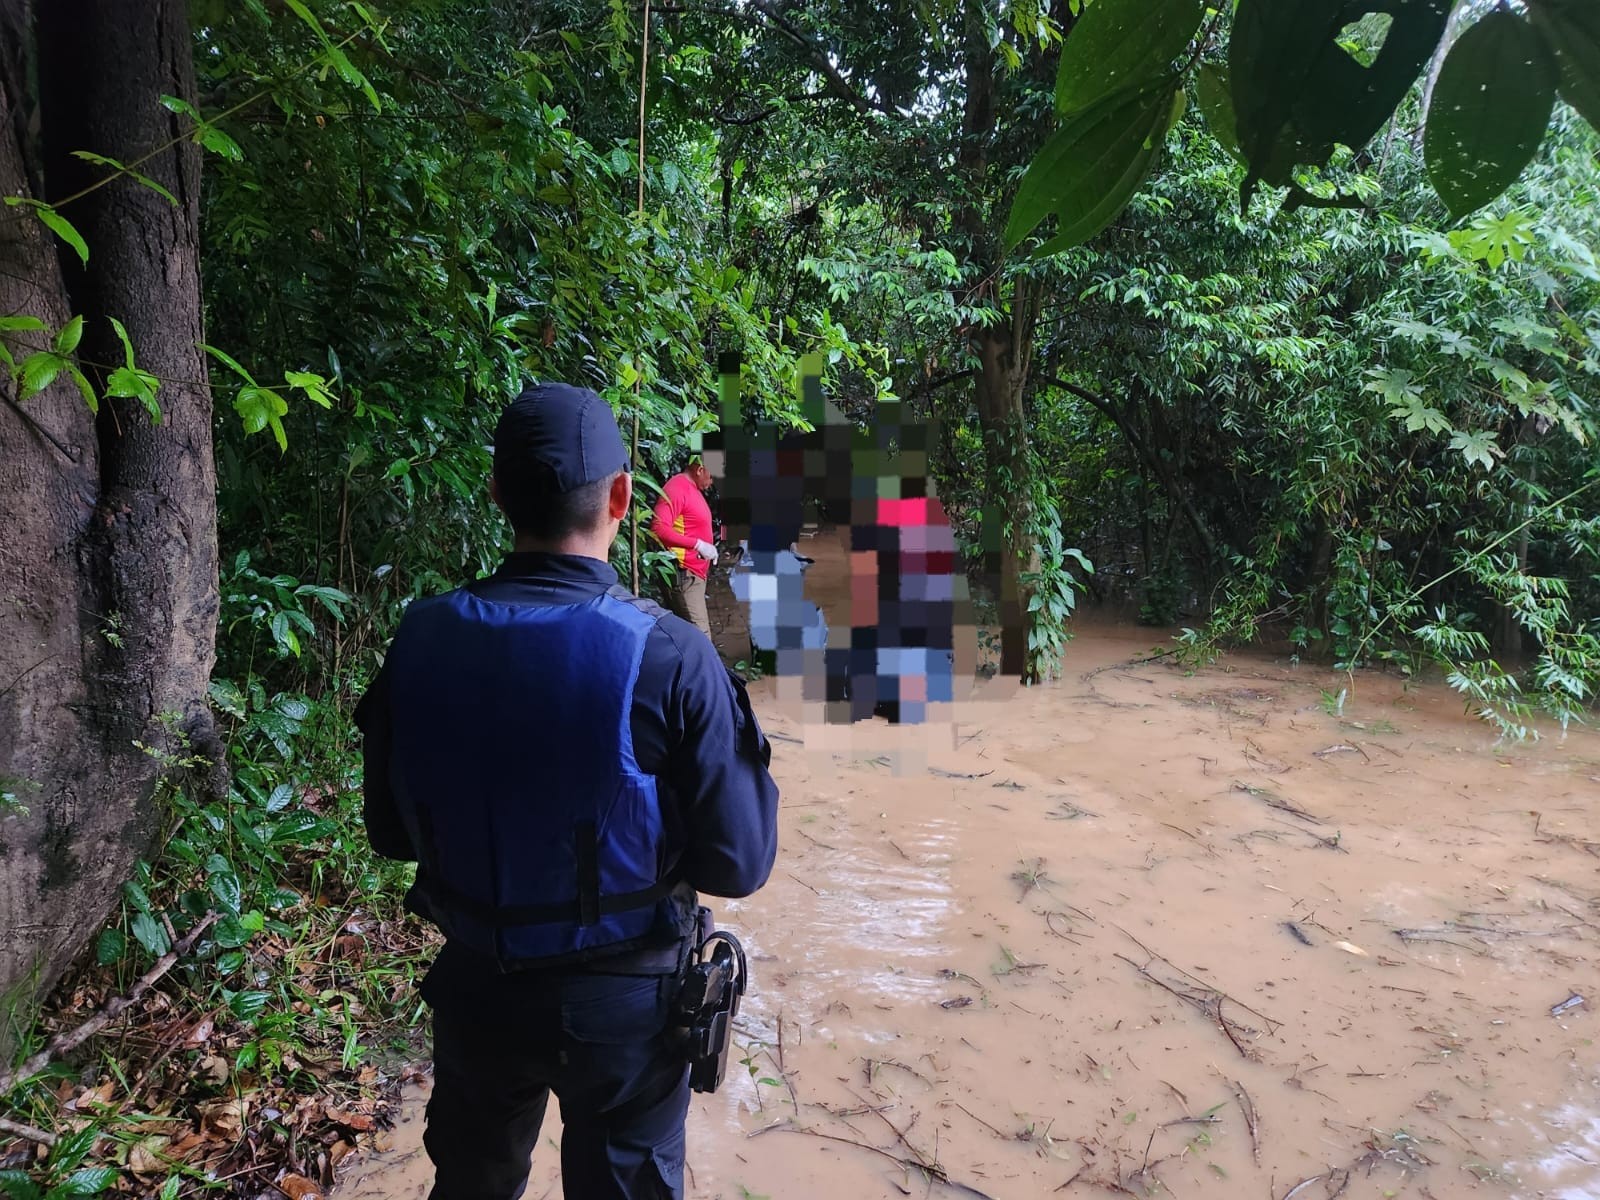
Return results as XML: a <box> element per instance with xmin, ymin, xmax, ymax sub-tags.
<box><xmin>426</xmin><ymin>868</ymin><xmax>682</xmax><ymax>929</ymax></box>
<box><xmin>575</xmin><ymin>820</ymin><xmax>601</xmax><ymax>927</ymax></box>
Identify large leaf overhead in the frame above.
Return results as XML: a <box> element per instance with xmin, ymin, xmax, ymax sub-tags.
<box><xmin>1194</xmin><ymin>62</ymin><xmax>1243</xmax><ymax>163</ymax></box>
<box><xmin>1426</xmin><ymin>9</ymin><xmax>1558</xmax><ymax>218</ymax></box>
<box><xmin>1231</xmin><ymin>0</ymin><xmax>1450</xmax><ymax>205</ymax></box>
<box><xmin>1054</xmin><ymin>0</ymin><xmax>1204</xmax><ymax>117</ymax></box>
<box><xmin>1005</xmin><ymin>82</ymin><xmax>1177</xmax><ymax>253</ymax></box>
<box><xmin>1528</xmin><ymin>0</ymin><xmax>1600</xmax><ymax>131</ymax></box>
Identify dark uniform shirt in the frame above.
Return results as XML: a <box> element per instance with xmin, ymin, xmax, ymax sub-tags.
<box><xmin>354</xmin><ymin>551</ymin><xmax>780</xmax><ymax>1002</ymax></box>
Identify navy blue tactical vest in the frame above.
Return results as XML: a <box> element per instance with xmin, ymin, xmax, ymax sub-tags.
<box><xmin>383</xmin><ymin>586</ymin><xmax>679</xmax><ymax>967</ymax></box>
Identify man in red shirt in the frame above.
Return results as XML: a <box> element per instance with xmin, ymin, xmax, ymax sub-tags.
<box><xmin>651</xmin><ymin>455</ymin><xmax>718</xmax><ymax>637</ymax></box>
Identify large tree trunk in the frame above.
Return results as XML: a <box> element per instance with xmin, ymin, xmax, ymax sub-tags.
<box><xmin>0</xmin><ymin>0</ymin><xmax>218</xmax><ymax>1036</ymax></box>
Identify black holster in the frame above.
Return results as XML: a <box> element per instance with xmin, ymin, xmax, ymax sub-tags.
<box><xmin>671</xmin><ymin>907</ymin><xmax>746</xmax><ymax>1094</ymax></box>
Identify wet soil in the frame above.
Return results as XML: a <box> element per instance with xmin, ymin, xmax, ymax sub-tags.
<box><xmin>339</xmin><ymin>533</ymin><xmax>1600</xmax><ymax>1200</ymax></box>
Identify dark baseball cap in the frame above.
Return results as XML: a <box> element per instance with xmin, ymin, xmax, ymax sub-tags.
<box><xmin>493</xmin><ymin>382</ymin><xmax>629</xmax><ymax>493</ymax></box>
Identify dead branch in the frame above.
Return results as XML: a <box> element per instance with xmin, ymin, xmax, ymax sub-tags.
<box><xmin>1234</xmin><ymin>781</ymin><xmax>1324</xmax><ymax>824</ymax></box>
<box><xmin>1115</xmin><ymin>952</ymin><xmax>1258</xmax><ymax>1059</ymax></box>
<box><xmin>1282</xmin><ymin>1168</ymin><xmax>1351</xmax><ymax>1200</ymax></box>
<box><xmin>0</xmin><ymin>912</ymin><xmax>218</xmax><ymax>1097</ymax></box>
<box><xmin>750</xmin><ymin>1119</ymin><xmax>999</xmax><ymax>1200</ymax></box>
<box><xmin>0</xmin><ymin>1116</ymin><xmax>56</xmax><ymax>1147</ymax></box>
<box><xmin>949</xmin><ymin>1100</ymin><xmax>1010</xmax><ymax>1140</ymax></box>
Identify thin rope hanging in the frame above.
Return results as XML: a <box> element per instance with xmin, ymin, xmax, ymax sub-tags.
<box><xmin>630</xmin><ymin>0</ymin><xmax>651</xmax><ymax>594</ymax></box>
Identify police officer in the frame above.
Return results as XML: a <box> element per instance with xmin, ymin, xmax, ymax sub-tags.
<box><xmin>354</xmin><ymin>381</ymin><xmax>780</xmax><ymax>1200</ymax></box>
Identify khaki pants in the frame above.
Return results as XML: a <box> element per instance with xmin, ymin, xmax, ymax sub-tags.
<box><xmin>668</xmin><ymin>571</ymin><xmax>711</xmax><ymax>638</ymax></box>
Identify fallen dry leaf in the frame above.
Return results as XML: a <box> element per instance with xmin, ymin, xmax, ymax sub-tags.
<box><xmin>185</xmin><ymin>1016</ymin><xmax>215</xmax><ymax>1046</ymax></box>
<box><xmin>1334</xmin><ymin>941</ymin><xmax>1370</xmax><ymax>957</ymax></box>
<box><xmin>200</xmin><ymin>1096</ymin><xmax>250</xmax><ymax>1138</ymax></box>
<box><xmin>196</xmin><ymin>1054</ymin><xmax>229</xmax><ymax>1087</ymax></box>
<box><xmin>324</xmin><ymin>1106</ymin><xmax>375</xmax><ymax>1131</ymax></box>
<box><xmin>126</xmin><ymin>1135</ymin><xmax>171</xmax><ymax>1175</ymax></box>
<box><xmin>276</xmin><ymin>1172</ymin><xmax>324</xmax><ymax>1200</ymax></box>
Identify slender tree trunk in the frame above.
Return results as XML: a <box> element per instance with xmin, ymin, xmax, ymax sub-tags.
<box><xmin>955</xmin><ymin>0</ymin><xmax>1045</xmax><ymax>680</ymax></box>
<box><xmin>0</xmin><ymin>0</ymin><xmax>219</xmax><ymax>1035</ymax></box>
<box><xmin>974</xmin><ymin>295</ymin><xmax>1040</xmax><ymax>679</ymax></box>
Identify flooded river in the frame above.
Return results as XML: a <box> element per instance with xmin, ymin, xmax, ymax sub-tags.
<box><xmin>340</xmin><ymin>534</ymin><xmax>1600</xmax><ymax>1200</ymax></box>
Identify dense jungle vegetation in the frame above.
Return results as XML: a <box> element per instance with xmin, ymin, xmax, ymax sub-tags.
<box><xmin>0</xmin><ymin>0</ymin><xmax>1596</xmax><ymax>1193</ymax></box>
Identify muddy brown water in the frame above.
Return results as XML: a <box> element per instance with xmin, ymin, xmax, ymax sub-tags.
<box><xmin>340</xmin><ymin>534</ymin><xmax>1600</xmax><ymax>1200</ymax></box>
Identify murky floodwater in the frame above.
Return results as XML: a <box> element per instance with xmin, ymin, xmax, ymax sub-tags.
<box><xmin>340</xmin><ymin>533</ymin><xmax>1600</xmax><ymax>1200</ymax></box>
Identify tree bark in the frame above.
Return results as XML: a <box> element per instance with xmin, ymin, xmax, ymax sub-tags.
<box><xmin>956</xmin><ymin>0</ymin><xmax>1042</xmax><ymax>680</ymax></box>
<box><xmin>0</xmin><ymin>0</ymin><xmax>218</xmax><ymax>1036</ymax></box>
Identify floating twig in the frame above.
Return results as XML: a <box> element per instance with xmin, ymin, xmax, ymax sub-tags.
<box><xmin>1229</xmin><ymin>1077</ymin><xmax>1260</xmax><ymax>1164</ymax></box>
<box><xmin>1234</xmin><ymin>781</ymin><xmax>1324</xmax><ymax>824</ymax></box>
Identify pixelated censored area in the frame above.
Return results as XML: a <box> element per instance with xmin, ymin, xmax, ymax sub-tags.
<box><xmin>695</xmin><ymin>353</ymin><xmax>1020</xmax><ymax>728</ymax></box>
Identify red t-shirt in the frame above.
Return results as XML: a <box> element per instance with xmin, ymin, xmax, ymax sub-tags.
<box><xmin>651</xmin><ymin>472</ymin><xmax>713</xmax><ymax>579</ymax></box>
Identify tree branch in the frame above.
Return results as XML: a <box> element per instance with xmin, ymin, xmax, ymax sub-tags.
<box><xmin>742</xmin><ymin>0</ymin><xmax>894</xmax><ymax>117</ymax></box>
<box><xmin>1040</xmin><ymin>374</ymin><xmax>1221</xmax><ymax>562</ymax></box>
<box><xmin>0</xmin><ymin>913</ymin><xmax>218</xmax><ymax>1097</ymax></box>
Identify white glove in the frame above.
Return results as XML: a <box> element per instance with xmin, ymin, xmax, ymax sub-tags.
<box><xmin>694</xmin><ymin>539</ymin><xmax>719</xmax><ymax>565</ymax></box>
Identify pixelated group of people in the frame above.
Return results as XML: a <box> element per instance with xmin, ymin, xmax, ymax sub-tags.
<box><xmin>650</xmin><ymin>352</ymin><xmax>968</xmax><ymax>725</ymax></box>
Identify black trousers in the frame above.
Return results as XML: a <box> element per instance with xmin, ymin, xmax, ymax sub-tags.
<box><xmin>424</xmin><ymin>972</ymin><xmax>690</xmax><ymax>1200</ymax></box>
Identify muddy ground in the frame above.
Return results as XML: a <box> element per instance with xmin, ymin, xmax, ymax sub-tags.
<box><xmin>340</xmin><ymin>534</ymin><xmax>1600</xmax><ymax>1200</ymax></box>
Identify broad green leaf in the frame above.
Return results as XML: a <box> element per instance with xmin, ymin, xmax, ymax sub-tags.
<box><xmin>228</xmin><ymin>989</ymin><xmax>270</xmax><ymax>1019</ymax></box>
<box><xmin>130</xmin><ymin>911</ymin><xmax>169</xmax><ymax>956</ymax></box>
<box><xmin>108</xmin><ymin>317</ymin><xmax>137</xmax><ymax>368</ymax></box>
<box><xmin>1450</xmin><ymin>209</ymin><xmax>1537</xmax><ymax>269</ymax></box>
<box><xmin>285</xmin><ymin>369</ymin><xmax>334</xmax><ymax>407</ymax></box>
<box><xmin>1426</xmin><ymin>10</ymin><xmax>1557</xmax><ymax>219</ymax></box>
<box><xmin>200</xmin><ymin>342</ymin><xmax>259</xmax><ymax>385</ymax></box>
<box><xmin>36</xmin><ymin>206</ymin><xmax>89</xmax><ymax>265</ymax></box>
<box><xmin>234</xmin><ymin>385</ymin><xmax>287</xmax><ymax>436</ymax></box>
<box><xmin>0</xmin><ymin>1171</ymin><xmax>45</xmax><ymax>1200</ymax></box>
<box><xmin>18</xmin><ymin>351</ymin><xmax>65</xmax><ymax>398</ymax></box>
<box><xmin>95</xmin><ymin>927</ymin><xmax>126</xmax><ymax>965</ymax></box>
<box><xmin>1029</xmin><ymin>100</ymin><xmax>1170</xmax><ymax>255</ymax></box>
<box><xmin>208</xmin><ymin>866</ymin><xmax>242</xmax><ymax>914</ymax></box>
<box><xmin>123</xmin><ymin>879</ymin><xmax>153</xmax><ymax>914</ymax></box>
<box><xmin>1364</xmin><ymin>367</ymin><xmax>1423</xmax><ymax>405</ymax></box>
<box><xmin>53</xmin><ymin>316</ymin><xmax>83</xmax><ymax>354</ymax></box>
<box><xmin>1449</xmin><ymin>429</ymin><xmax>1503</xmax><ymax>470</ymax></box>
<box><xmin>208</xmin><ymin>678</ymin><xmax>246</xmax><ymax>718</ymax></box>
<box><xmin>1529</xmin><ymin>0</ymin><xmax>1600</xmax><ymax>131</ymax></box>
<box><xmin>66</xmin><ymin>365</ymin><xmax>99</xmax><ymax>415</ymax></box>
<box><xmin>285</xmin><ymin>0</ymin><xmax>382</xmax><ymax>112</ymax></box>
<box><xmin>1232</xmin><ymin>0</ymin><xmax>1450</xmax><ymax>203</ymax></box>
<box><xmin>105</xmin><ymin>366</ymin><xmax>161</xmax><ymax>420</ymax></box>
<box><xmin>53</xmin><ymin>1168</ymin><xmax>120</xmax><ymax>1195</ymax></box>
<box><xmin>0</xmin><ymin>315</ymin><xmax>47</xmax><ymax>334</ymax></box>
<box><xmin>198</xmin><ymin>125</ymin><xmax>244</xmax><ymax>162</ymax></box>
<box><xmin>1005</xmin><ymin>82</ymin><xmax>1175</xmax><ymax>250</ymax></box>
<box><xmin>159</xmin><ymin>94</ymin><xmax>199</xmax><ymax>119</ymax></box>
<box><xmin>1053</xmin><ymin>0</ymin><xmax>1203</xmax><ymax>117</ymax></box>
<box><xmin>1194</xmin><ymin>62</ymin><xmax>1243</xmax><ymax>163</ymax></box>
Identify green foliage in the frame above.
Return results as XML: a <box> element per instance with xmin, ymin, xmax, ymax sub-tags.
<box><xmin>1010</xmin><ymin>0</ymin><xmax>1600</xmax><ymax>251</ymax></box>
<box><xmin>1425</xmin><ymin>10</ymin><xmax>1557</xmax><ymax>218</ymax></box>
